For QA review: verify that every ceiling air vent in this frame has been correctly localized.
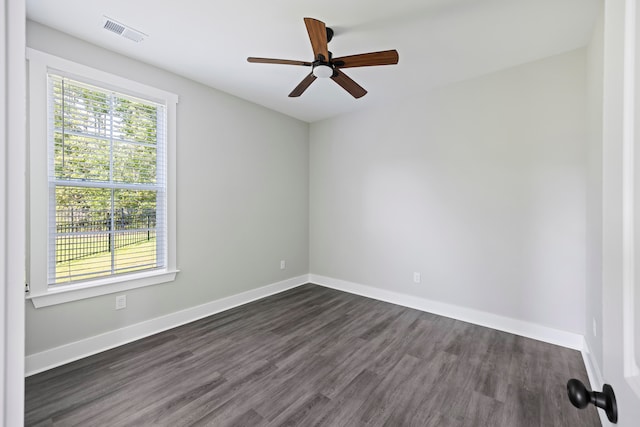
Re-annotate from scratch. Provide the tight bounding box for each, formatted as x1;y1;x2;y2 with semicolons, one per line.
102;16;147;43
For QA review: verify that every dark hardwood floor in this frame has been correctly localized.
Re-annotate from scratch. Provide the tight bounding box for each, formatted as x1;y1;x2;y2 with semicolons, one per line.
25;284;600;426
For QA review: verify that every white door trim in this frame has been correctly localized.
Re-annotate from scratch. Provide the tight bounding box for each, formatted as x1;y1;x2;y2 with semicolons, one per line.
625;0;640;397
1;0;26;425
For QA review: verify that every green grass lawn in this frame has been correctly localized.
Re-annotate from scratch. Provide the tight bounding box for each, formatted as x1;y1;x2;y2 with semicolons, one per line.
55;238;157;283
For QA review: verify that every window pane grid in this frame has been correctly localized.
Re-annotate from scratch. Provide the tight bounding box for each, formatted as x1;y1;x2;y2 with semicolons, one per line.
48;74;167;286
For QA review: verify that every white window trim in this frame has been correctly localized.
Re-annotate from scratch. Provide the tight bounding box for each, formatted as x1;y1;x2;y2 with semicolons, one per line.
26;48;179;308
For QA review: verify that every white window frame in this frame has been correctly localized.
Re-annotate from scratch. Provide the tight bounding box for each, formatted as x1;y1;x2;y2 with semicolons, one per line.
26;49;179;308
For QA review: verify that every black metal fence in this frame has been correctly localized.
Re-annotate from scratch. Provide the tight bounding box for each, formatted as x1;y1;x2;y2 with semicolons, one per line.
55;208;156;263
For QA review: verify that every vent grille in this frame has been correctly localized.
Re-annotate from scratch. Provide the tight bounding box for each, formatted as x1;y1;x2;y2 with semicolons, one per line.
102;17;146;42
103;19;125;35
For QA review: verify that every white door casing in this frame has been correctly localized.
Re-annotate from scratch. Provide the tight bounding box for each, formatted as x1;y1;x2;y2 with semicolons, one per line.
600;0;640;425
1;0;26;426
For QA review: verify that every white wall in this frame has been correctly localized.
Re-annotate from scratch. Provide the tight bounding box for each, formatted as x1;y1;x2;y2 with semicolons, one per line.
25;21;310;356
310;49;588;334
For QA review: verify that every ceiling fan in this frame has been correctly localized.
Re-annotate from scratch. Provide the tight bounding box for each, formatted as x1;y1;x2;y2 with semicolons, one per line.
247;17;399;99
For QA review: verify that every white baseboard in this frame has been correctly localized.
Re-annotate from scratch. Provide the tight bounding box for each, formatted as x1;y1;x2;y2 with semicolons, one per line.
310;274;584;351
25;275;309;376
27;273;587;377
582;337;604;391
581;338;610;426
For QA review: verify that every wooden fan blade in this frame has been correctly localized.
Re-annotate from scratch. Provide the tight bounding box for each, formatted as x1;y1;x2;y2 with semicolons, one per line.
247;57;312;66
304;17;329;62
333;50;399;68
289;73;317;97
331;69;367;98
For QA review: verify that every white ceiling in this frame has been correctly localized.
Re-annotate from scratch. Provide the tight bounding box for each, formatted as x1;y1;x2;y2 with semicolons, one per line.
26;0;599;123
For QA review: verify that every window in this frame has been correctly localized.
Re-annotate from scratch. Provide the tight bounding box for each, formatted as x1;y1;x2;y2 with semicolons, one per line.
49;75;166;284
27;49;178;307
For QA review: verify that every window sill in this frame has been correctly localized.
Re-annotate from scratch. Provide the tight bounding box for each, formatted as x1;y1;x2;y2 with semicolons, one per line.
27;269;179;308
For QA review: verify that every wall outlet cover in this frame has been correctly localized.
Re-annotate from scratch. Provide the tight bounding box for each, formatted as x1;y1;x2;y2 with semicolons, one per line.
115;295;127;310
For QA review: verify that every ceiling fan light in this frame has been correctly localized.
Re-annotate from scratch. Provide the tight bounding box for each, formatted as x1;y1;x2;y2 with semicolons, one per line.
313;64;333;78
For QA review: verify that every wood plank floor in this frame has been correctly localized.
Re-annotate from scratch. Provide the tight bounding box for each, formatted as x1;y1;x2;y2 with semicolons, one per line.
25;284;600;426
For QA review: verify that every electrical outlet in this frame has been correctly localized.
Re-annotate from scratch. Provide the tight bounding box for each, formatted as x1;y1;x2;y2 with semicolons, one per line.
115;295;127;310
593;318;597;337
413;272;421;283
280;260;286;270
